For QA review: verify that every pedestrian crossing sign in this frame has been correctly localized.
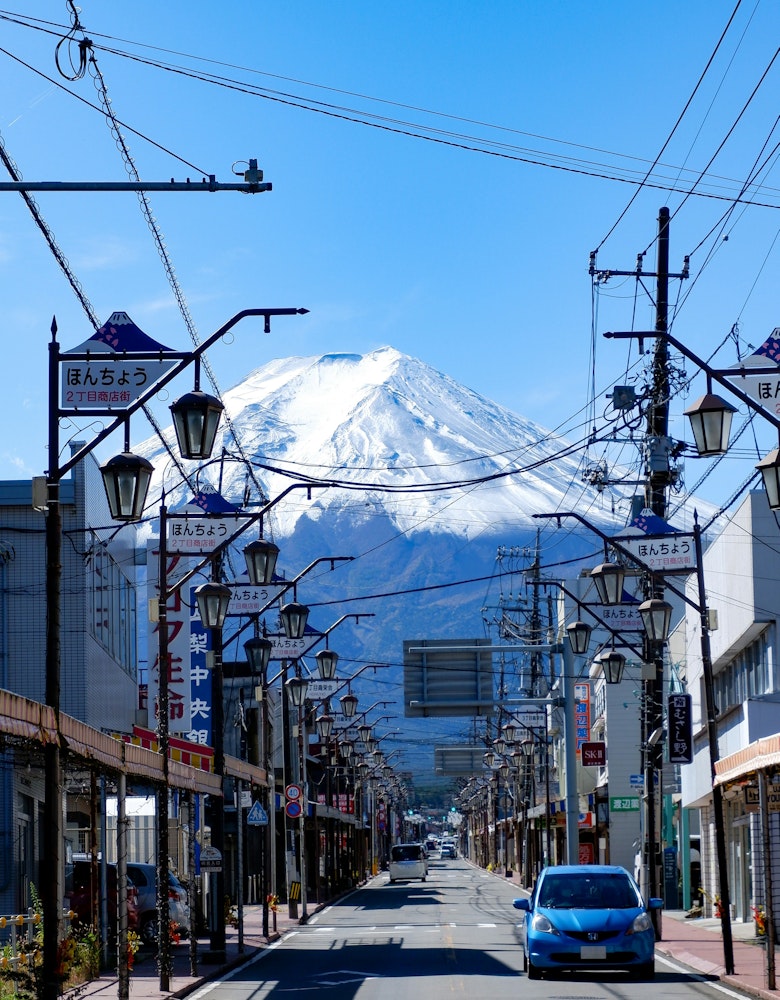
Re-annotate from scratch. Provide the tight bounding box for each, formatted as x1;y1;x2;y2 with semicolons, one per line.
247;800;269;825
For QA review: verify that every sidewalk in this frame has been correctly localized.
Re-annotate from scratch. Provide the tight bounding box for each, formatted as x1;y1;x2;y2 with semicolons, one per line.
657;909;779;1000
71;900;309;999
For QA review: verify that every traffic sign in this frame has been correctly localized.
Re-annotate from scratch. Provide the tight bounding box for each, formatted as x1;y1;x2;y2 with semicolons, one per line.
285;800;302;819
247;801;269;826
286;784;302;801
200;844;222;872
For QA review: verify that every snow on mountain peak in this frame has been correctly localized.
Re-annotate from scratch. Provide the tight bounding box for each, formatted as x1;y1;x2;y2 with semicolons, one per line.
141;347;623;540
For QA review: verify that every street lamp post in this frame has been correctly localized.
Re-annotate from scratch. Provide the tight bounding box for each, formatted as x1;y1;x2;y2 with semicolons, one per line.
537;506;734;970
42;307;306;999
195;580;232;963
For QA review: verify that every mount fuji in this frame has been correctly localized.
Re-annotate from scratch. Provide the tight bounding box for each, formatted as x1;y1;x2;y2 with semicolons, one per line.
136;347;632;786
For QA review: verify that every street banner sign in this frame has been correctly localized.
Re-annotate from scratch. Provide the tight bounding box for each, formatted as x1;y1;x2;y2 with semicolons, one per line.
305;679;342;701
727;328;780;413
266;631;323;660
61;312;176;410
612;509;696;573
225;582;288;616
512;708;547;731
596;605;644;631
668;693;693;764
247;801;269;826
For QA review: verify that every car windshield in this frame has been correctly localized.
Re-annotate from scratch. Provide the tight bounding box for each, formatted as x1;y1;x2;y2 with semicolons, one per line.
538;874;639;910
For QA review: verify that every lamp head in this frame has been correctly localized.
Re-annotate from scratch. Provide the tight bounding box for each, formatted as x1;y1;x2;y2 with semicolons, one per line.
243;538;280;586
100;451;154;522
195;581;232;629
170;389;224;460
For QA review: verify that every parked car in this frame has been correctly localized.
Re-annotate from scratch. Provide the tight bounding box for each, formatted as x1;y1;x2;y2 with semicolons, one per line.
126;863;190;945
513;864;662;980
388;843;428;883
65;859;139;935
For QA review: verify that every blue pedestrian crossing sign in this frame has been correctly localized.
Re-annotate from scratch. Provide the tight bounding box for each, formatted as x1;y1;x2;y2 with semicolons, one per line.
247;801;269;826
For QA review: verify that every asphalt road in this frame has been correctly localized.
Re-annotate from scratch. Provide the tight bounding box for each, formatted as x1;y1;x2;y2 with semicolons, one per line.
188;855;747;1000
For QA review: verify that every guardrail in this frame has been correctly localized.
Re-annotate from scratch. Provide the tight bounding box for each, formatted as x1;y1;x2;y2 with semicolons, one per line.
0;909;73;969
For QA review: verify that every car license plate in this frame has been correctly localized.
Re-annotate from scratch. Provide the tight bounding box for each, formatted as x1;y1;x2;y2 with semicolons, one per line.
580;945;607;960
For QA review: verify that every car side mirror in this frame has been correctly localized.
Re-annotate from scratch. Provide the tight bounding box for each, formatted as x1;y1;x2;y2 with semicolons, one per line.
648;898;664;910
513;898;531;911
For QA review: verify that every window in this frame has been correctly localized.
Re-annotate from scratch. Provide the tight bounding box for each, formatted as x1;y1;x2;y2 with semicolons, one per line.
89;538;137;677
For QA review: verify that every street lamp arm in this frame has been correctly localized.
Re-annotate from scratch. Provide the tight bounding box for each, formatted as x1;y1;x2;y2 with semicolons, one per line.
166;483;318;601
55;307;309;480
532;510;700;615
604;329;780;435
528;577;645;659
321;663;390;702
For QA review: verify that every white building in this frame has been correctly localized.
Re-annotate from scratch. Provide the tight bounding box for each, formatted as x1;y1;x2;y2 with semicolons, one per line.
678;489;780;923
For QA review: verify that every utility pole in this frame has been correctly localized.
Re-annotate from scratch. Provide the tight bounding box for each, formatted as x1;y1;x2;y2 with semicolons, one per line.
643;206;671;935
591;208;688;931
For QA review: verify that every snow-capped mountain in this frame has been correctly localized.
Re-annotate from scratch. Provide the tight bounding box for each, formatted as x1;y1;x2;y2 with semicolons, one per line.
135;347;632;787
141;347;624;537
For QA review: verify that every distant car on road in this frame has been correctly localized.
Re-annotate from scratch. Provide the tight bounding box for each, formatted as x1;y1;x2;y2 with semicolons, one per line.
440;843;456;858
513;864;661;980
389;843;428;883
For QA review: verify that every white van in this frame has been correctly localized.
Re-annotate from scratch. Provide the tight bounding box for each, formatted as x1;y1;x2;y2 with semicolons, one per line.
389;843;428;882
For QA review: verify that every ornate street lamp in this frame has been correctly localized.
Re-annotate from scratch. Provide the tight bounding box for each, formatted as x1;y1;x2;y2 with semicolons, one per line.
243;538;280;586
285;675;309;707
170;388;224;460
340;692;358;718
756;449;780;510
502;721;517;743
195;582;232;630
194;578;231;964
316;649;339;680
567;619;592;655
684;388;737;457
595;649;627;685
100;451;154;522
639;598;673;643
316;713;334;741
280;601;310;639
591;562;625;605
483;751;495;768
357;724;372;744
244;635;273;676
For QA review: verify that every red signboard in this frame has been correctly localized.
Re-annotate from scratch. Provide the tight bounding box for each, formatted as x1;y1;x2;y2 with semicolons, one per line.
581;741;606;767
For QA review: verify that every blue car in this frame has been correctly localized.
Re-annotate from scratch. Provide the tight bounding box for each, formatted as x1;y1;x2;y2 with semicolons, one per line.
513;864;662;980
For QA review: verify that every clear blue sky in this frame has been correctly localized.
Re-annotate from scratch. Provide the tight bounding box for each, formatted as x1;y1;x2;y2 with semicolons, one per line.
1;2;778;511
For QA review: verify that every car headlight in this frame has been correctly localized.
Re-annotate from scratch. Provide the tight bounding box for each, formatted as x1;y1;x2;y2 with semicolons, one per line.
531;913;560;935
626;912;653;934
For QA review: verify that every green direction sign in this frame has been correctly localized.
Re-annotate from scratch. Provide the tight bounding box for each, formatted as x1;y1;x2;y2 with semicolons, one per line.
610;796;640;812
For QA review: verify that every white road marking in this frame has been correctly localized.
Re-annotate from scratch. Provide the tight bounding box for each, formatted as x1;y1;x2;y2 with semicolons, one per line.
656;953;754;999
